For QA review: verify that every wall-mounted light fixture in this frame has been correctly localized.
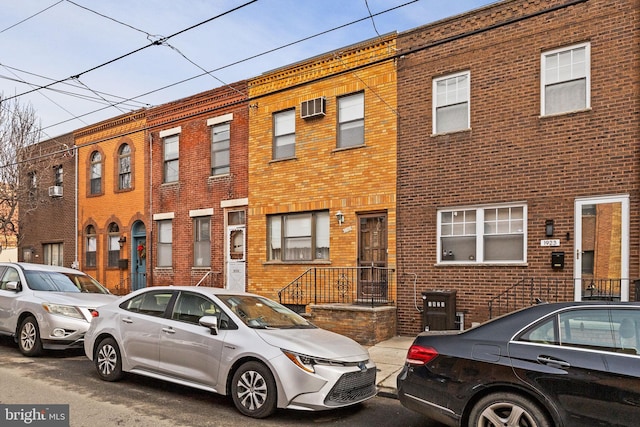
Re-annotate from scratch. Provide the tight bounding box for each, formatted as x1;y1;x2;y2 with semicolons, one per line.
118;235;127;248
335;210;344;225
545;220;554;237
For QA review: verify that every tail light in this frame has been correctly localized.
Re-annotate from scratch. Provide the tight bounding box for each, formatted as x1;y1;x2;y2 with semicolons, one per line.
89;309;99;318
406;344;438;366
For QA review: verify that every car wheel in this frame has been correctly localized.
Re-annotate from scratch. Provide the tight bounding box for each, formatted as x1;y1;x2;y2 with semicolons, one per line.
469;392;551;427
231;361;277;418
95;337;124;381
18;316;43;357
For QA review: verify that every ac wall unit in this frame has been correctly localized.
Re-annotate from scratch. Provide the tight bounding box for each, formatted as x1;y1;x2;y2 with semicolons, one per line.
48;185;63;197
300;97;326;119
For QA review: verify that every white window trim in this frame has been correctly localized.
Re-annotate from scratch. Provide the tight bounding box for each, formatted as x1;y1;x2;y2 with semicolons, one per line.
153;212;175;220
159;126;181;138
540;42;591;117
432;70;470;135
437;203;527;265
207;113;233;126
190;208;214;217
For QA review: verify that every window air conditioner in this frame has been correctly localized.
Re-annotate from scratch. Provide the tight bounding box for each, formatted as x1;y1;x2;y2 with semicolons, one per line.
48;185;63;197
300;97;326;119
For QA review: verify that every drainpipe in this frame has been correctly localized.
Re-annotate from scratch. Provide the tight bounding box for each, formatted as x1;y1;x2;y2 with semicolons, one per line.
73;144;79;269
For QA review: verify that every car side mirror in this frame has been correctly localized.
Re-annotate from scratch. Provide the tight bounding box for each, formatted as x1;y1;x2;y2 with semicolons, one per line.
199;315;219;335
6;281;20;292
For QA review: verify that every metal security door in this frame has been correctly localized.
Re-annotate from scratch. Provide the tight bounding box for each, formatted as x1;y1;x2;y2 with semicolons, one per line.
226;210;246;292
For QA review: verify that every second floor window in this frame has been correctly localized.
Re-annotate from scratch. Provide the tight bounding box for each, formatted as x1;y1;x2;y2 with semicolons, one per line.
193;216;211;267
211;123;230;175
90;151;102;194
338;92;364;148
268;211;329;262
54;165;63;186
433;71;470;134
118;144;131;190
85;225;97;267
157;220;172;267
542;43;590;116
163;134;179;183
273;109;295;160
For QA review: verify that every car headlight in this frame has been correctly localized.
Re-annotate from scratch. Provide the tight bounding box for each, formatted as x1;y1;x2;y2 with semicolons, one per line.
282;350;319;373
42;303;85;320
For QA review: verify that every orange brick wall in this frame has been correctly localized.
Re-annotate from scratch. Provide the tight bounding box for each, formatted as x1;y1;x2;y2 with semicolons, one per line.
247;35;398;300
75;112;147;291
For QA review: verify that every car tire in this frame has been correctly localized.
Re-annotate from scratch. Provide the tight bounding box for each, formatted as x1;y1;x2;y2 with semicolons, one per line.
95;337;124;382
18;316;43;357
469;392;552;427
231;361;277;418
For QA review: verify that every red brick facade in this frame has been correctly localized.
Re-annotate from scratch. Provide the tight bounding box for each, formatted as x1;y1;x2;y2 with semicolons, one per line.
396;0;640;335
146;82;248;288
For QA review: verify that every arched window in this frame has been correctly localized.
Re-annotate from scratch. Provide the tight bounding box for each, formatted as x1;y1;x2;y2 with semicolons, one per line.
108;223;120;267
118;144;131;190
90;151;102;195
85;225;97;267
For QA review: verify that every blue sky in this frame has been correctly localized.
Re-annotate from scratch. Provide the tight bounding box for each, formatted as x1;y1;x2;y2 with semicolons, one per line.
0;0;496;138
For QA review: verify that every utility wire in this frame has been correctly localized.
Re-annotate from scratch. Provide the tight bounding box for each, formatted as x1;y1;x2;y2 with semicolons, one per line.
364;0;382;38
2;0;259;102
0;0;64;35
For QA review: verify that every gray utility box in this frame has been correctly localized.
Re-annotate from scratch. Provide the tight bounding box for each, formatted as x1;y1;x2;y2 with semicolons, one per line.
422;290;457;331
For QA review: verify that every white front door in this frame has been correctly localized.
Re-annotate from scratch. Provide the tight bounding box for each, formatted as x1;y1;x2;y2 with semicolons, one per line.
226;224;246;292
574;195;629;301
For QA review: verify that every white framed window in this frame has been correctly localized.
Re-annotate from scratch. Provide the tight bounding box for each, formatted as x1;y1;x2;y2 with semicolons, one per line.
438;204;526;263
541;42;590;116
157;219;173;267
268;211;329;261
193;216;211;267
163;134;179;183
85;225;97;267
273;109;295;160
433;71;470;134
90;151;102;194
338;92;364;148
211;123;230;175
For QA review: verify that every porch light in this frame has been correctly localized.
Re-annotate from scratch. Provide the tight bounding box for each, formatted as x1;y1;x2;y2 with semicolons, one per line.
336;211;345;225
118;235;127;248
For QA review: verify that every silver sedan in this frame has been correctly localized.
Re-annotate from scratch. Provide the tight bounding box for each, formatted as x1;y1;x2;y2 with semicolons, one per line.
84;286;377;418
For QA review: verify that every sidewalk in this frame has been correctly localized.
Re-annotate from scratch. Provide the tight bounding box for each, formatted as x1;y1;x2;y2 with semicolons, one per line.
367;335;414;398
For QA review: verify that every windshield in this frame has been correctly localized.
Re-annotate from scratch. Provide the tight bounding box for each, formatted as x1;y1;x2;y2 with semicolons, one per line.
217;294;316;329
25;271;110;294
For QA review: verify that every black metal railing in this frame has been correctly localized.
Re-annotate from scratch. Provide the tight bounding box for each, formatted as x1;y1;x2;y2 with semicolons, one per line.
488;277;638;318
278;266;395;312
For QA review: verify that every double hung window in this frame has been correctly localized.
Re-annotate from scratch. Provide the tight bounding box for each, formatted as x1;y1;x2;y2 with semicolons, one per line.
433;71;469;134
157;220;173;267
542;43;590;116
338;92;364;148
273;109;295;160
163;135;179;183
211;123;230;175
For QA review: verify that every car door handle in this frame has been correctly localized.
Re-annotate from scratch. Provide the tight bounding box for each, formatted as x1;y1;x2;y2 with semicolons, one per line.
162;327;175;334
537;355;571;368
122;318;133;324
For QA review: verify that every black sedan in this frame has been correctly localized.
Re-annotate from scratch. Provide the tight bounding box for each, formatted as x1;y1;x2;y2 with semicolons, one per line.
397;301;640;427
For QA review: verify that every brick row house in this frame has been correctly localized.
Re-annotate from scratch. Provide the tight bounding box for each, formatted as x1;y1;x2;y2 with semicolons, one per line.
396;0;640;334
17;0;639;343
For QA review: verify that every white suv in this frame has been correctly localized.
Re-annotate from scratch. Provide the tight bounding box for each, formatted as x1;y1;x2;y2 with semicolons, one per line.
0;262;117;356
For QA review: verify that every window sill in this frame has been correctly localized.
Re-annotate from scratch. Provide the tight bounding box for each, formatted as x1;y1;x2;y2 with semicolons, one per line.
539;107;592;119
430;128;471;138
436;262;528;267
263;260;332;266
332;144;366;153
269;156;297;164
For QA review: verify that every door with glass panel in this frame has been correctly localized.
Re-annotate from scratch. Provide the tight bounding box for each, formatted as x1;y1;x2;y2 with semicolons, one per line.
574;196;629;301
357;213;388;301
226;211;246;292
